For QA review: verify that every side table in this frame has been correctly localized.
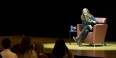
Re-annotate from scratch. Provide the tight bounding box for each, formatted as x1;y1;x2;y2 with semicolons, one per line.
69;31;77;45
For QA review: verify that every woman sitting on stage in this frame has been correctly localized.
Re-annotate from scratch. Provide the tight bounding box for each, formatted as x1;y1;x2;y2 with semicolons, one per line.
73;8;98;47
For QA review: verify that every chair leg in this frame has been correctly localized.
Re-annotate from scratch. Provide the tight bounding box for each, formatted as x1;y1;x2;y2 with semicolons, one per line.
102;43;106;46
89;43;93;46
94;44;95;47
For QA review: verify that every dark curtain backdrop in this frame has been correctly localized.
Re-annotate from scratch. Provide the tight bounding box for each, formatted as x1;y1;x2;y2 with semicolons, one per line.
0;1;116;41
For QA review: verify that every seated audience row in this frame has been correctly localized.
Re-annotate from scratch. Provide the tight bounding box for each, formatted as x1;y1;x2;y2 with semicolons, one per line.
0;36;74;58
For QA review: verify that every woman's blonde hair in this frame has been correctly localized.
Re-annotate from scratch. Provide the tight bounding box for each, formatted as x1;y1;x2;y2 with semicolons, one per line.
34;42;44;56
81;8;92;21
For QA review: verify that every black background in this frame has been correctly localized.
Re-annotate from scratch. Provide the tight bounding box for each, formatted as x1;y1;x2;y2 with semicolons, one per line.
0;1;116;41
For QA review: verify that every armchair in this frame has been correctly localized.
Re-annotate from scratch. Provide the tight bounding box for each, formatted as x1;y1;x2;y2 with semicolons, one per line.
77;18;108;47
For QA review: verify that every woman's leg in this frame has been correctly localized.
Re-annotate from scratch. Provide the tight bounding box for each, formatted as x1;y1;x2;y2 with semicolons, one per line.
78;30;89;47
73;26;89;42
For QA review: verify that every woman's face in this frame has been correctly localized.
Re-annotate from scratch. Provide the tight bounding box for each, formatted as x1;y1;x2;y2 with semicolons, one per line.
83;9;87;15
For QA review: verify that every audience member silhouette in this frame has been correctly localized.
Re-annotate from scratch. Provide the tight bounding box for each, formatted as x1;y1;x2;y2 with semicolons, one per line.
52;38;74;58
16;36;37;58
34;42;48;58
11;44;20;53
1;38;17;58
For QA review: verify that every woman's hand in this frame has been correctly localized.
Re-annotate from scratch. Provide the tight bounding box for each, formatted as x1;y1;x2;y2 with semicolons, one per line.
92;21;96;23
88;19;96;23
88;25;93;30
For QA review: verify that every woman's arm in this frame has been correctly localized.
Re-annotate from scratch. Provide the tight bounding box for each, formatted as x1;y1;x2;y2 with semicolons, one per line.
82;20;86;26
90;16;98;24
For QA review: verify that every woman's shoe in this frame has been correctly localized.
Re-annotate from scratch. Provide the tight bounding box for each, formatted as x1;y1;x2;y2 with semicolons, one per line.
79;44;82;47
73;36;82;42
78;42;82;47
78;40;83;47
73;36;77;42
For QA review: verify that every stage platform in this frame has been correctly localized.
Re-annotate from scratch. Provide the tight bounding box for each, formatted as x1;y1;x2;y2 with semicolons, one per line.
44;42;116;58
44;42;116;50
0;36;115;58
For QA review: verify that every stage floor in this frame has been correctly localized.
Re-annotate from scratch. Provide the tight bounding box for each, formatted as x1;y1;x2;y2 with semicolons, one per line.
44;42;116;58
44;42;116;50
0;36;115;58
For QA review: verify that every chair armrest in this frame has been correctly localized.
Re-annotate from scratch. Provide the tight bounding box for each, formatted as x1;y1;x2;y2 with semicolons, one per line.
93;24;108;42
